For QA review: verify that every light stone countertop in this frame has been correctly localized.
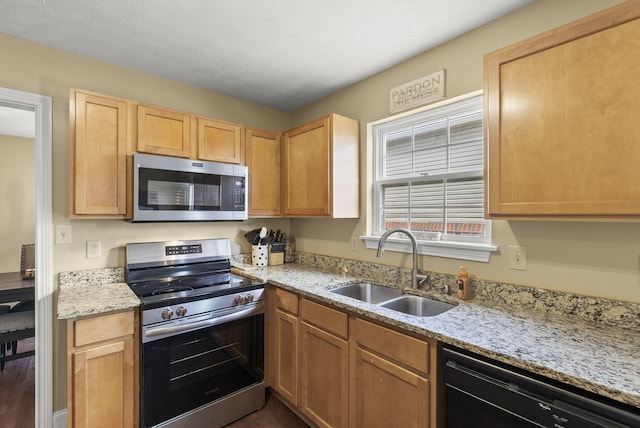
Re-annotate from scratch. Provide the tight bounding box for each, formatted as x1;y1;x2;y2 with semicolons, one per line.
57;262;640;410
57;267;139;319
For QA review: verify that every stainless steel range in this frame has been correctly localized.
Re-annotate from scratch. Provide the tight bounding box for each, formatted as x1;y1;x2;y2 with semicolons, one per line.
126;238;265;428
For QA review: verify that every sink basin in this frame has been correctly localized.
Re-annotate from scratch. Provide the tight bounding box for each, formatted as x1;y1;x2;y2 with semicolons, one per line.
379;295;455;317
330;282;403;304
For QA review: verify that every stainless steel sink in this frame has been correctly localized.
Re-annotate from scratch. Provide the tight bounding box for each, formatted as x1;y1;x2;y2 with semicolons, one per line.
379;295;455;317
330;282;403;304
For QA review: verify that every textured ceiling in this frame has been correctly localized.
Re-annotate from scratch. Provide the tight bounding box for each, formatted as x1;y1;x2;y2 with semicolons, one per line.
0;0;531;114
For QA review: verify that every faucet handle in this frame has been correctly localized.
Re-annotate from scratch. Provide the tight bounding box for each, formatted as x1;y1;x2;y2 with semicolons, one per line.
417;273;429;286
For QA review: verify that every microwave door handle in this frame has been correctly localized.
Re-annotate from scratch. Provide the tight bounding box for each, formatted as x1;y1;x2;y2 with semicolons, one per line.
188;183;195;210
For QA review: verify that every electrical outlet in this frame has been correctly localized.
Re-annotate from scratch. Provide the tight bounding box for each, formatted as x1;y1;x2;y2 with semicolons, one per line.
55;225;72;245
86;240;101;259
508;245;527;271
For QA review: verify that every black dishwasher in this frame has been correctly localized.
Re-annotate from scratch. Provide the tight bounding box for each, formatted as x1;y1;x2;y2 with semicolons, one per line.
443;346;640;428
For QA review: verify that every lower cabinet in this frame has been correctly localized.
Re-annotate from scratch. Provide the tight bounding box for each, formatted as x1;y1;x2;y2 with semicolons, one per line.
300;299;349;428
67;309;137;428
267;286;440;428
269;286;300;406
351;318;434;428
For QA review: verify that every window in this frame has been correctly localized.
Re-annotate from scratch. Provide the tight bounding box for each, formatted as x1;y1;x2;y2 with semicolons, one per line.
364;92;496;262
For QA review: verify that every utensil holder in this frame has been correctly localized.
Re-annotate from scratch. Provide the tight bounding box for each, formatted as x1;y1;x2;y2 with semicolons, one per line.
251;245;269;266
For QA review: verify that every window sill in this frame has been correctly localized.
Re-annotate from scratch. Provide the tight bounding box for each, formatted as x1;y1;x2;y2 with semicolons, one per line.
361;235;498;262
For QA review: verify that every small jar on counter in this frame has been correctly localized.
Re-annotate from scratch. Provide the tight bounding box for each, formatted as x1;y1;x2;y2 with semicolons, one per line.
457;266;471;300
284;236;296;263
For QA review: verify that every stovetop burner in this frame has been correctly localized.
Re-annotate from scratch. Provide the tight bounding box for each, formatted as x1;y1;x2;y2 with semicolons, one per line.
125;238;265;310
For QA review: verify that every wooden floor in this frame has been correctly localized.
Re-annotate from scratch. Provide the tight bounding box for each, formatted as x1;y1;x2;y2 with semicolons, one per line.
0;337;35;428
224;390;310;428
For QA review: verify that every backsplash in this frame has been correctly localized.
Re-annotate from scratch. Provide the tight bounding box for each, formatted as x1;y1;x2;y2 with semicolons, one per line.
61;253;640;330
294;252;640;331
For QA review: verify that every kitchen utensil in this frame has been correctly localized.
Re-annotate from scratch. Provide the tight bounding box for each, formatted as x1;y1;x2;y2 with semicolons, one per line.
244;228;262;245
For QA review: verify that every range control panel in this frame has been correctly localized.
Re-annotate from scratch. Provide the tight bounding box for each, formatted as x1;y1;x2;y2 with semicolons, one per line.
165;244;203;256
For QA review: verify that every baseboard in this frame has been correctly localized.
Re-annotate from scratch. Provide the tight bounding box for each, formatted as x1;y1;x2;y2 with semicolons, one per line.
53;409;67;428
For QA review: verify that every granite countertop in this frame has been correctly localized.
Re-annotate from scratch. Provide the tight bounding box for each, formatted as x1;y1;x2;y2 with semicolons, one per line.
57;267;139;319
57;262;640;410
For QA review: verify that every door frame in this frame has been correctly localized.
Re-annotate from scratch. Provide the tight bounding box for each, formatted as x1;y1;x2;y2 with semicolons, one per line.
0;87;53;427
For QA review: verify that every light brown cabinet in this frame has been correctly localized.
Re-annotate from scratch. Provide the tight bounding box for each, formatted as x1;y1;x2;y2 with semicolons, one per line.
67;310;137;428
268;286;299;406
484;2;640;219
69;89;132;218
351;318;437;428
267;286;440;428
137;105;245;163
137;104;191;158
282;114;360;218
197;117;243;164
245;127;281;217
300;299;349;428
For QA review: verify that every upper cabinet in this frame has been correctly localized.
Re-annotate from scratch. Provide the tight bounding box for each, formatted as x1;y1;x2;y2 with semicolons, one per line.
484;2;640;219
69;89;132;219
282;114;360;218
197;117;243;164
246;127;281;217
137;104;191;158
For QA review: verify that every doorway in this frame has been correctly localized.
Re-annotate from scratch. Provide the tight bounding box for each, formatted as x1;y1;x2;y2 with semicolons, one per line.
0;87;53;427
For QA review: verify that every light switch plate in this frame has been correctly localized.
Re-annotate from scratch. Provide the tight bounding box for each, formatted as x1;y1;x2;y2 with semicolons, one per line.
55;225;72;245
508;245;527;270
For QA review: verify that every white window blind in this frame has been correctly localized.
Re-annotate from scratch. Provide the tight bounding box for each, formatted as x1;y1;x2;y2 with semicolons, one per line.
368;93;495;261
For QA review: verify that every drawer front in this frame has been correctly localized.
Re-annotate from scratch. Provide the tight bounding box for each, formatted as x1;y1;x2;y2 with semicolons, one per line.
354;318;429;374
275;287;299;315
301;298;348;339
73;310;134;347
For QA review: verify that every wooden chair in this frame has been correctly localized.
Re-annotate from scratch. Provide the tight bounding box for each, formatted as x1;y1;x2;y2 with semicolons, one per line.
0;310;35;370
0;243;37;370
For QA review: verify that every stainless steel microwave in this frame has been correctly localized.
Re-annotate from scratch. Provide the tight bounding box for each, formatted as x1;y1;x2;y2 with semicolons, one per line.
132;153;248;222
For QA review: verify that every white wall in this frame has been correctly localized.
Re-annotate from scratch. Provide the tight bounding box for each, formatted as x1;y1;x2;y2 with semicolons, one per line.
0;134;35;272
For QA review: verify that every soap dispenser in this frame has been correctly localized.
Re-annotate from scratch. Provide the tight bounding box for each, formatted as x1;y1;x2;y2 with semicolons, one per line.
457;266;471;300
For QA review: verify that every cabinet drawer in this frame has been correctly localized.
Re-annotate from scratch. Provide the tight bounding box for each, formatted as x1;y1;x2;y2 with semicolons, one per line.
275;288;299;315
73;310;134;347
353;318;429;374
301;298;348;339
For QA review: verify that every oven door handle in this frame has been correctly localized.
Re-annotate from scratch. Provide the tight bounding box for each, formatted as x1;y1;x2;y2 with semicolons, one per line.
144;303;264;340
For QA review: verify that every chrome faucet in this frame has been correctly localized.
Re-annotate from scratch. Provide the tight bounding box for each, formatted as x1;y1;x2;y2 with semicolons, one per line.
376;227;428;289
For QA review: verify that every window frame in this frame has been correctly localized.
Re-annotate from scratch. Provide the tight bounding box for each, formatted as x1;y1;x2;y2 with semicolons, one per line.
362;90;497;262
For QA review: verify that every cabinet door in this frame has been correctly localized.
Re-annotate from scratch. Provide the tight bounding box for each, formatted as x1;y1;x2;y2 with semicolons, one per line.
300;321;349;428
282;116;331;217
197;117;242;164
246;128;281;217
72;339;134;428
484;4;640;218
272;309;298;406
137;104;191;158
353;347;428;428
71;91;129;217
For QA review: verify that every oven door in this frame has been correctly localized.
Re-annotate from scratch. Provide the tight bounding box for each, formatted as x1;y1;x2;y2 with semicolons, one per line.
140;311;264;427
